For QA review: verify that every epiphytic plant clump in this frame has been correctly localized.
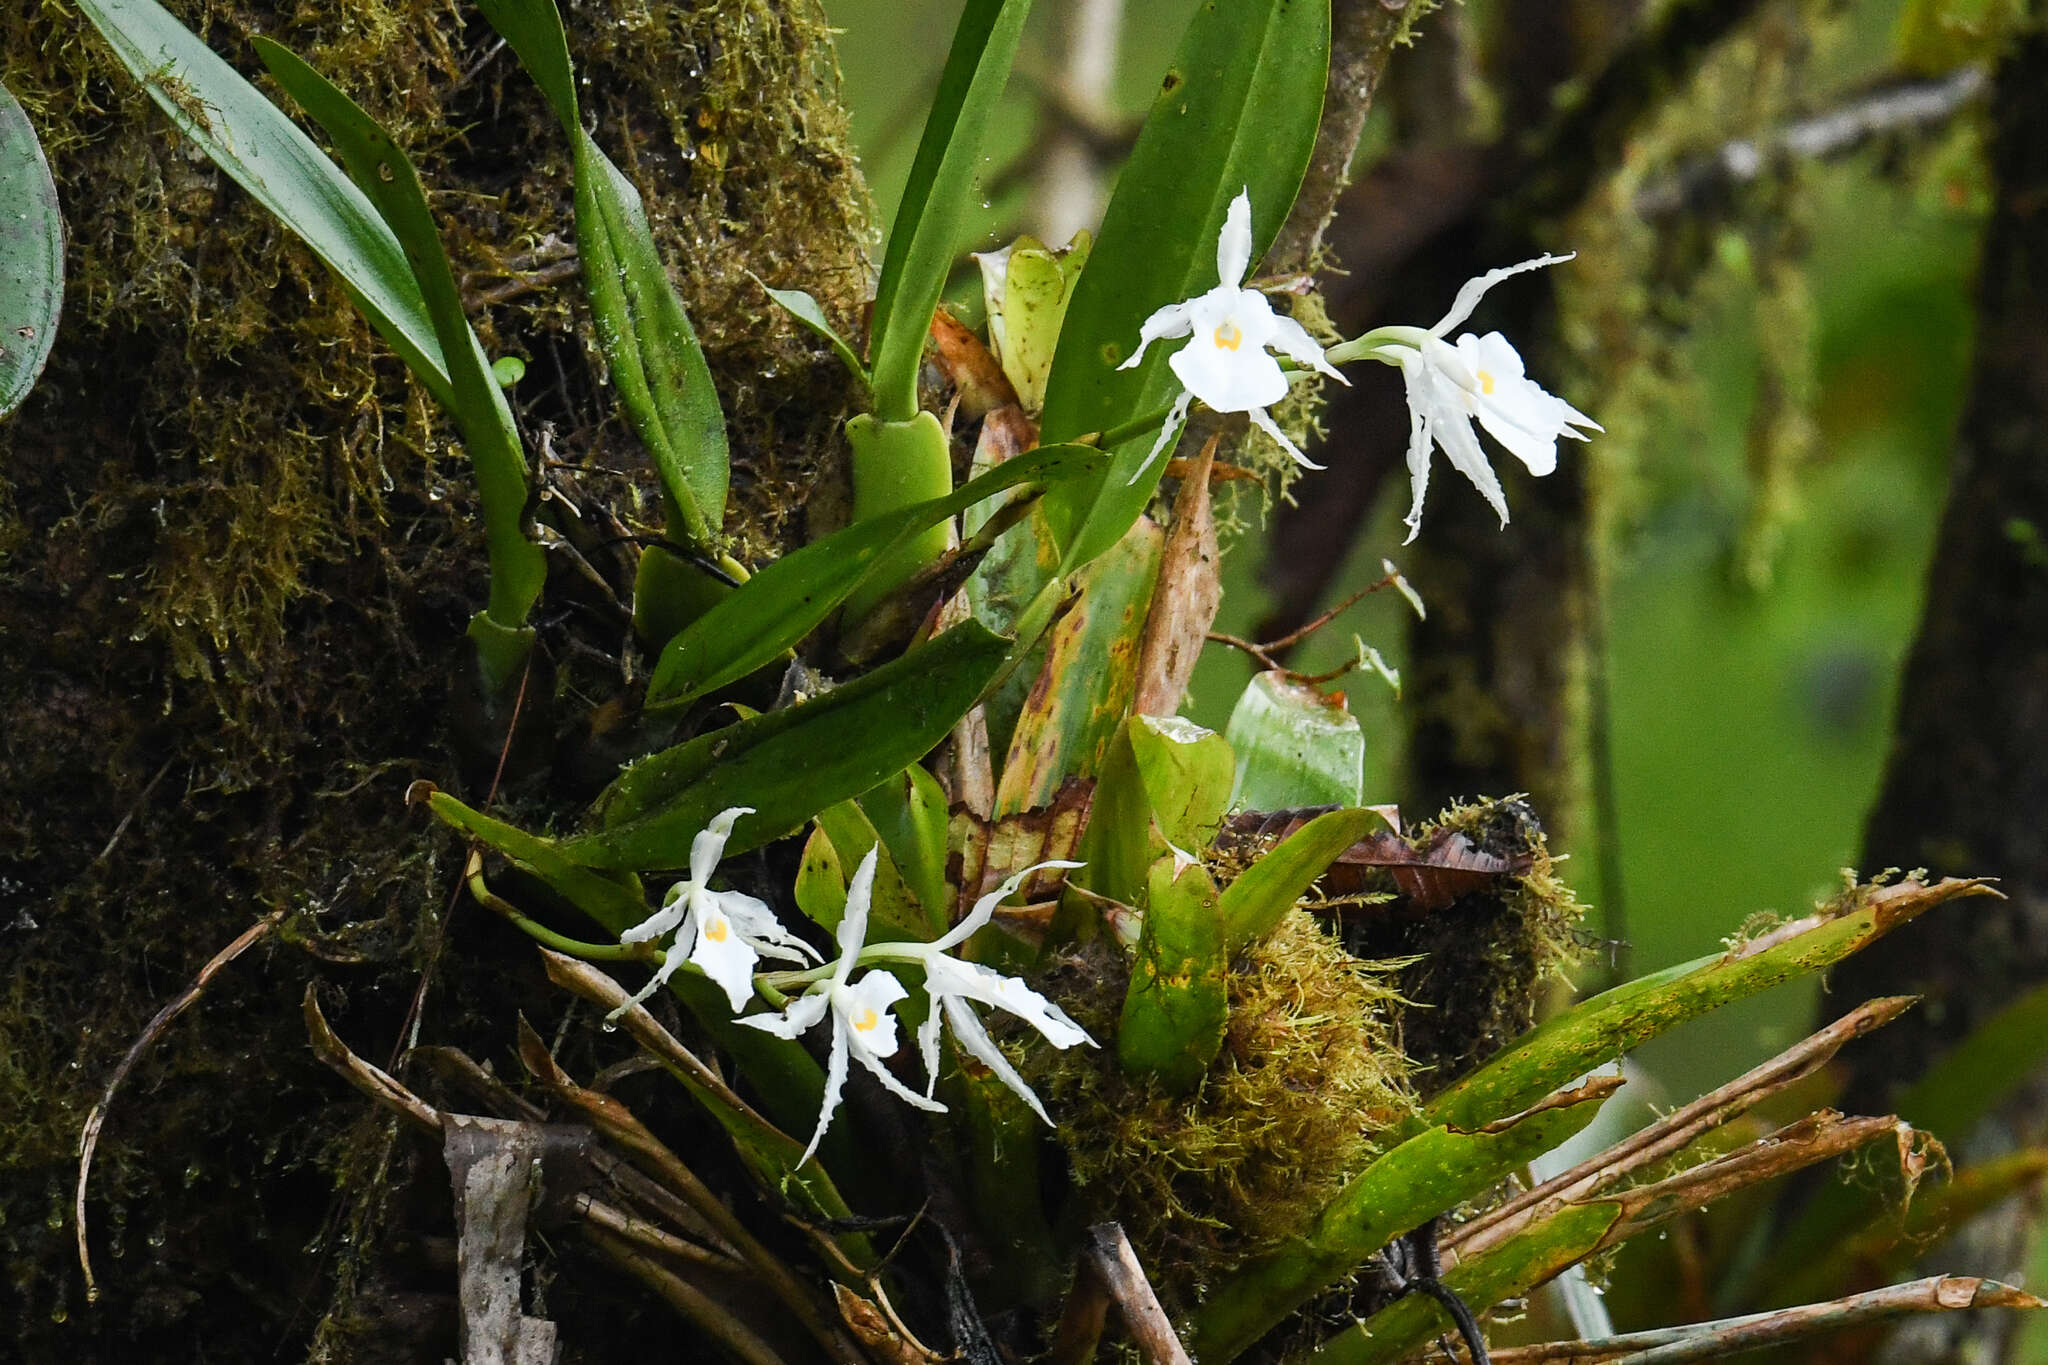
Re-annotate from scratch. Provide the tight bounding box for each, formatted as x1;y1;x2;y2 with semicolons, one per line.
23;0;2041;1360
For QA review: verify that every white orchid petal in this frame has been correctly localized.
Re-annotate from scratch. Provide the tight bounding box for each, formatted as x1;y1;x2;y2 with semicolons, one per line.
1264;312;1347;383
1246;405;1321;470
918;1002;945;1099
1426;368;1511;528
839;969;911;1059
1394;358;1436;545
735;990;829;1039
799;1019;851;1167
933;859;1087;952
690;906;763;1013
835;846;881;973
1128;387;1195;485
1170;334;1289;413
853;1042;950;1114
1119;301;1194;370
1430;253;1575;337
618;891;689;946
691;806;753;887
926;957;1094;1050
1217;188;1254;287
943;998;1054;1125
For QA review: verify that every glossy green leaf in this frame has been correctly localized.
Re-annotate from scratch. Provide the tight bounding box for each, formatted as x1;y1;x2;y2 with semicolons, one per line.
1116;854;1227;1093
474;0;729;545
841;411;959;627
1224;671;1364;810
760;282;867;384
646;443;1103;708
1037;0;1329;565
0;79;62;419
1424;877;1995;1134
867;0;1035;422
859;764;953;936
74;0;450;404
568;622;1014;870
1191;1085;1616;1362
1127;715;1236;850
256;40;544;686
994;517;1164;815
1217;806;1385;953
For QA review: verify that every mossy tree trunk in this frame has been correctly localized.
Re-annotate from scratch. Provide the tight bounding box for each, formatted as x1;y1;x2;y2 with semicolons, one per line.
0;2;871;1358
1826;27;2048;1365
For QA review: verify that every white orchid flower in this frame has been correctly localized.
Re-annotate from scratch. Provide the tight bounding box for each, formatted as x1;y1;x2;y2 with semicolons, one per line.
736;846;944;1166
1328;255;1602;545
611;807;819;1017
862;860;1093;1126
1120;188;1346;480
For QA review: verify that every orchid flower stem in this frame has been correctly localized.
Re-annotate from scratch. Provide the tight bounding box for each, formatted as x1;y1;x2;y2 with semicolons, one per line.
1323;325;1426;368
466;862;657;962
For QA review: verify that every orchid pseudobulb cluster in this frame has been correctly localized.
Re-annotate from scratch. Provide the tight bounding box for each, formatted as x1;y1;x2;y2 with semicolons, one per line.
612;808;1093;1164
1135;188;1600;541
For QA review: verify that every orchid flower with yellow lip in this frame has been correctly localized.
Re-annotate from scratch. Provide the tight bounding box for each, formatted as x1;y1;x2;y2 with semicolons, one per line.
736;845;944;1166
1325;254;1602;544
1121;188;1346;480
611;806;819;1017
858;860;1093;1125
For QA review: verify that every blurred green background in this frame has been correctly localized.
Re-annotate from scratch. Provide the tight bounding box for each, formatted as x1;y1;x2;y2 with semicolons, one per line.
822;0;1981;1104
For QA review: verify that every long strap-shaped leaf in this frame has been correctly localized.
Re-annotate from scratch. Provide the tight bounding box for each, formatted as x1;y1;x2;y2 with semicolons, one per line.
474;0;729;545
866;0;1034;423
256;40;547;687
567;621;1015;870
1037;0;1329;569
74;0;450;407
647;443;1103;708
0;79;62;420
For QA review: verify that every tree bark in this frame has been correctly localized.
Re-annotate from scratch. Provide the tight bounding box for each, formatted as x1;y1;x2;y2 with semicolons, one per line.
1825;27;2048;1365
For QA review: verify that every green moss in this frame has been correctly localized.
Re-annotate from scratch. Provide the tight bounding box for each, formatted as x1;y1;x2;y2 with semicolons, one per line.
1033;911;1418;1312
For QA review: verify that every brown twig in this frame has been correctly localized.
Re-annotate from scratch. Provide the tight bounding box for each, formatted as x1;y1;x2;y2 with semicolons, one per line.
1205;568;1410;684
76;910;284;1302
465;257;582;310
1473;1276;2044;1364
584;1226;795;1365
92;757;175;864
1084;1223;1193;1365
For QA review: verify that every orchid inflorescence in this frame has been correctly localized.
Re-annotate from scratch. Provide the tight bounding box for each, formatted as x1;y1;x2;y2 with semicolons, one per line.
610;809;1094;1166
1127;189;1600;541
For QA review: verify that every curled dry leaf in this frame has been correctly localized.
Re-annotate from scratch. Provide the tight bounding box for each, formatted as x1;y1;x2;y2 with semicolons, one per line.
1220;807;1531;911
948;778;1096;916
1133;435;1223;719
930;307;1019;418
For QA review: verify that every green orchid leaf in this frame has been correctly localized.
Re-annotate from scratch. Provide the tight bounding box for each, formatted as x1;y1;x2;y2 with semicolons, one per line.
74;0;449;405
1217;806;1386;953
646;443;1103;709
867;0;1035;422
859;764;953;936
977;230;1090;413
994;517;1164;816
255;39;544;688
810;799;927;943
760;282;867;385
1125;714;1235;851
474;0;729;547
0;79;62;420
841;411;960;627
569;621;1014;870
1190;1083;1617;1363
1424;877;1997;1134
1037;0;1330;566
1224;670;1364;810
1116;854;1227;1093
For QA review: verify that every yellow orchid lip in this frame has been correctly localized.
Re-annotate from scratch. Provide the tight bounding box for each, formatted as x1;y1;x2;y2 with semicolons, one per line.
1213;321;1244;351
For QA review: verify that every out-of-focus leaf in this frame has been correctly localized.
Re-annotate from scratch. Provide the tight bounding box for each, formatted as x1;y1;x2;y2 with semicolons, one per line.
1037;0;1329;566
647;442;1102;708
1189;1077;1621;1363
867;0;1034;422
1422;878;1995;1135
994;517;1164;815
1224;671;1364;810
475;0;727;545
810;799;926;942
568;622;1014;869
1132;437;1221;718
74;0;449;404
1215;807;1388;952
975;230;1090;413
860;764;952;935
1116;854;1226;1092
0;79;62;419
255;40;544;688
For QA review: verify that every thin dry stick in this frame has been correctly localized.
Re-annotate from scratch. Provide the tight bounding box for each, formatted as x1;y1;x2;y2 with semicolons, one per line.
1477;1275;2043;1364
1206;570;1407;676
1447;996;1918;1254
75;909;284;1302
1088;1223;1194;1365
583;1226;794;1365
573;1193;743;1273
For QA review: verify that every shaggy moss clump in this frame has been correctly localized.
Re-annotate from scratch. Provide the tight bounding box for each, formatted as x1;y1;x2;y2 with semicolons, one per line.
1033;910;1419;1312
